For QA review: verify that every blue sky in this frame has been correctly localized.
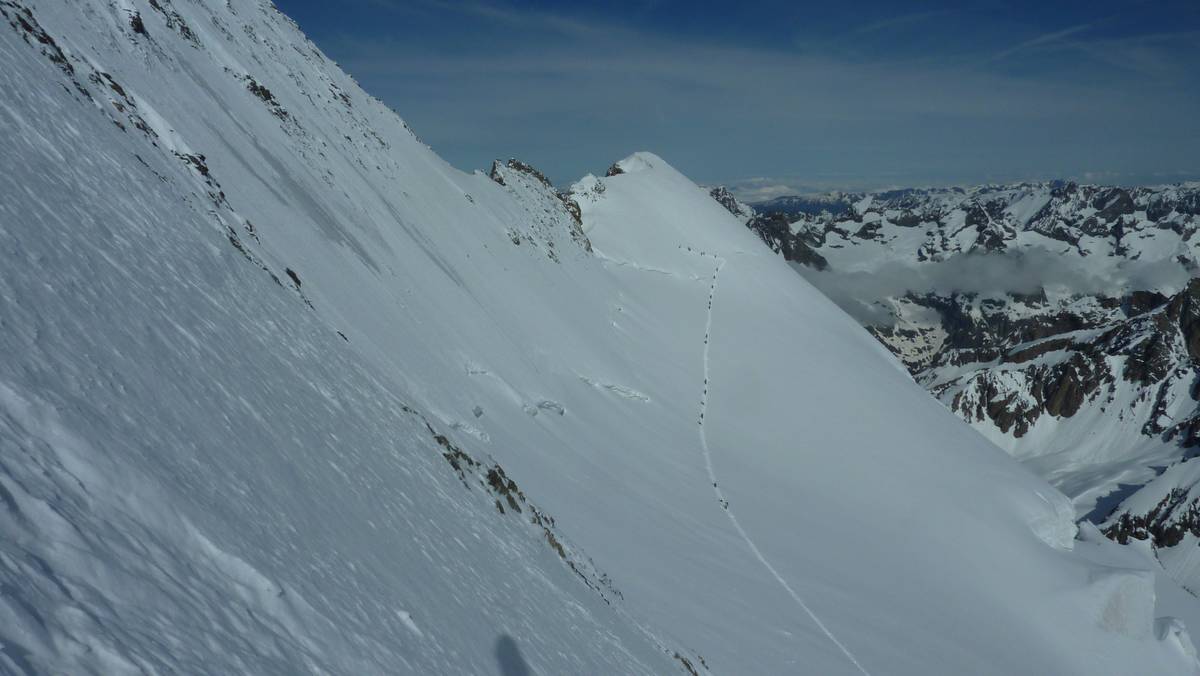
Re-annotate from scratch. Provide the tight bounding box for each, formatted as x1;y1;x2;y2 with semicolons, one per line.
275;0;1200;198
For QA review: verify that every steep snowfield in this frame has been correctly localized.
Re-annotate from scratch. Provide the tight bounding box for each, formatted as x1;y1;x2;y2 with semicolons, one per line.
1;1;1198;674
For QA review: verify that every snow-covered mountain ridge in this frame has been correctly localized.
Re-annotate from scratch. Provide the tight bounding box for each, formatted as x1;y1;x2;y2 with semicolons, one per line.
751;181;1200;258
2;0;1199;673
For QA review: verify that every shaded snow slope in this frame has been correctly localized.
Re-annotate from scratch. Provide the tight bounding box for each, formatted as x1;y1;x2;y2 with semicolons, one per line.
0;1;1197;674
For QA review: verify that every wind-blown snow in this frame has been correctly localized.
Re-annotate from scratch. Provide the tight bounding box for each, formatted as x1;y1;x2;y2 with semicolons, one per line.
0;1;1197;674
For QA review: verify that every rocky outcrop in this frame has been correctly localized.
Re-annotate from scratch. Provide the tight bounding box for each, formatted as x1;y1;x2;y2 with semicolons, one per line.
488;158;592;256
1166;278;1200;361
707;186;755;223
932;287;1199;442
1105;487;1200;548
490;158;552;188
745;212;828;270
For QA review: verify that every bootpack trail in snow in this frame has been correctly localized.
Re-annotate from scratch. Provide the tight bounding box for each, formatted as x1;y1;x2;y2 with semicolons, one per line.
688;248;873;676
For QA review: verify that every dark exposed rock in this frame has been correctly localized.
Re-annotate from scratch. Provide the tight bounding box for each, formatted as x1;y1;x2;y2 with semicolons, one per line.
559;195;583;226
1166;277;1200;361
707;186;752;221
177;152;210;177
1078;216;1110;237
604;163;624;177
234;74;291;121
1147;190;1200;220
1042;352;1103;418
890;211;924;228
964;204;989;228
489;158;552;188
673;652;700;676
489;159;591;254
1122;328;1173;385
708;186;738;212
247;78;275;103
1165;415;1200;448
1095;188;1135;222
1041;221;1081;245
129;11;146;35
417;414;624;603
1125;290;1169;317
148;0;199;46
854;221;882;240
1051;181;1079;199
486;466;524;513
1;1;83;88
870;281;1200;442
746;213;828;270
1104;486;1200;548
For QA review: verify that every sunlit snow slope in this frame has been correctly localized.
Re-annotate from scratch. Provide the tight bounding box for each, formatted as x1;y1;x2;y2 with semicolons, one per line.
1;1;1198;674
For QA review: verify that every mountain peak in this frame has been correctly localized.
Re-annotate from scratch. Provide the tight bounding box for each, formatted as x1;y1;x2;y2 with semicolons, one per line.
609;151;664;176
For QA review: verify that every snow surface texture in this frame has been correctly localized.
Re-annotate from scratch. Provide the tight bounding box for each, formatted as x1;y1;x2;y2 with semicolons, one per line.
0;1;1198;674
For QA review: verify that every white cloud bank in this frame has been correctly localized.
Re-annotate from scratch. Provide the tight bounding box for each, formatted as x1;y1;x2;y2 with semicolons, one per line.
793;249;1194;325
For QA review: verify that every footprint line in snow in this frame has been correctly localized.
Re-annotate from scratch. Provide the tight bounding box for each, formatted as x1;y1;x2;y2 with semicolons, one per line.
689;251;872;676
578;376;651;402
592;249;679;277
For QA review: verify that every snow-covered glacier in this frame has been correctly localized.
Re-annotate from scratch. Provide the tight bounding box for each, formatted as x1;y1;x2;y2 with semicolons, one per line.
0;0;1197;673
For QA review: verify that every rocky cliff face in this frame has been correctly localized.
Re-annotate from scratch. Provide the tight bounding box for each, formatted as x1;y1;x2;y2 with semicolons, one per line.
934;282;1200;455
706;185;755;223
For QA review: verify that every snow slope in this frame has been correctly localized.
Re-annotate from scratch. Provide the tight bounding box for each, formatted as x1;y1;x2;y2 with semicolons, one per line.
1;0;1198;673
572;156;1200;674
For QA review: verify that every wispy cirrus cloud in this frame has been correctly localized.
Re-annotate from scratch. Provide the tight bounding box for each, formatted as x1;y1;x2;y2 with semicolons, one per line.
848;10;956;37
405;0;607;38
983;23;1093;64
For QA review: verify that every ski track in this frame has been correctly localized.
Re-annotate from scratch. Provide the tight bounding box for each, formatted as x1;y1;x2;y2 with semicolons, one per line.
689;248;873;676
